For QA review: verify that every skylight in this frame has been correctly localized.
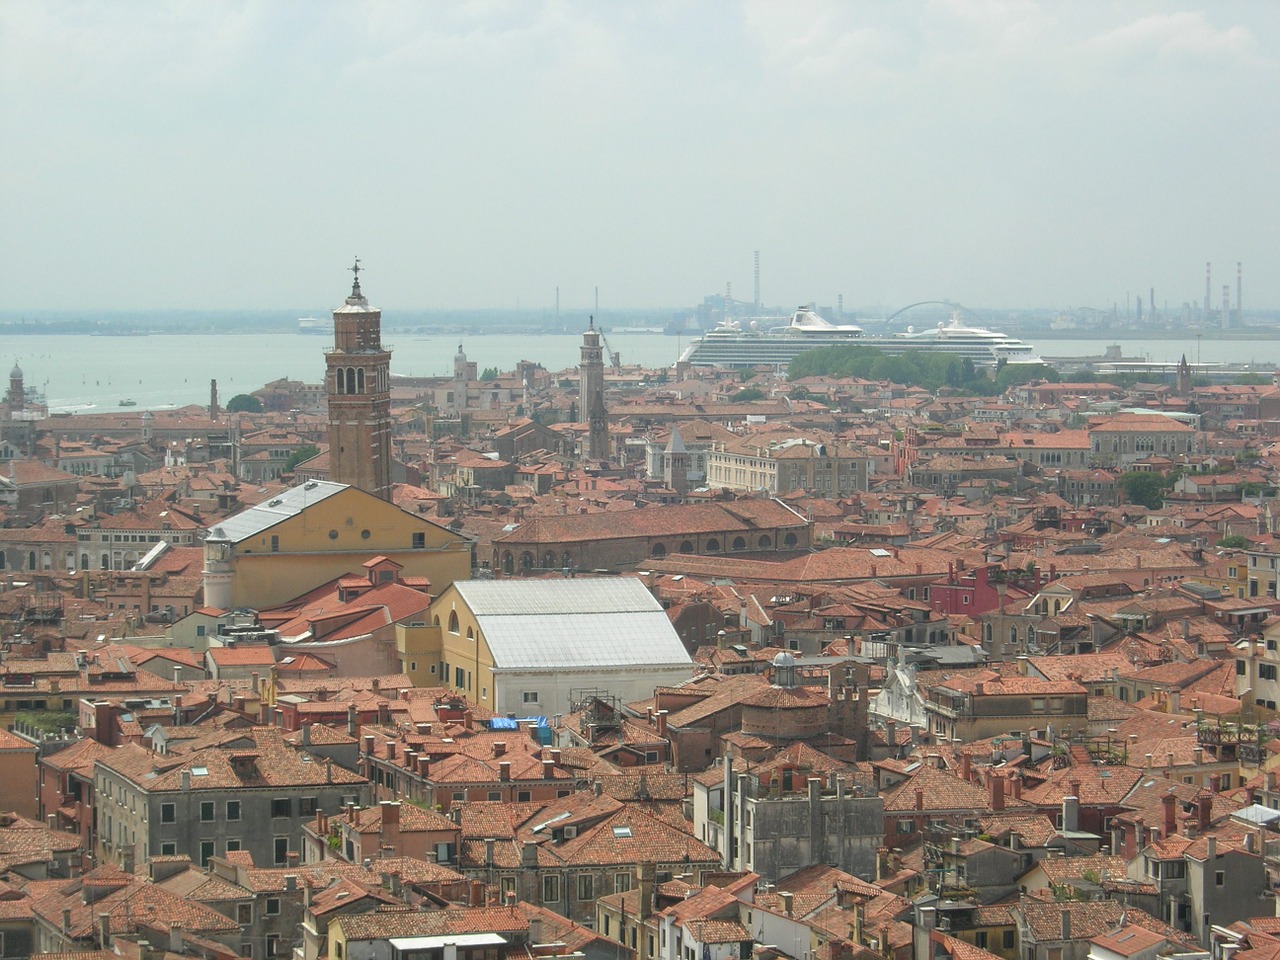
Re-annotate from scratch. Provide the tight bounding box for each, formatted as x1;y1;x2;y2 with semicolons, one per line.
612;826;633;838
190;766;209;777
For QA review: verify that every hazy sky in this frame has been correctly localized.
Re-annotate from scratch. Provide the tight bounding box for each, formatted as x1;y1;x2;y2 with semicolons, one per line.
3;1;1277;313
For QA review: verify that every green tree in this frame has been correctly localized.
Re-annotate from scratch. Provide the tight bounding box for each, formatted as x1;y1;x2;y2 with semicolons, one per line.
995;363;1059;392
732;387;766;402
480;367;499;381
1217;534;1250;549
285;444;320;471
1119;471;1168;509
226;394;262;413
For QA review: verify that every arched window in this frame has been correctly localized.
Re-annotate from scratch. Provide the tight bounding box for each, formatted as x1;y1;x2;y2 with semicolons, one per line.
705;538;720;552
731;536;746;551
357;368;365;392
27;551;36;570
448;611;460;634
335;369;344;395
466;627;474;641
543;552;556;568
680;540;693;553
0;552;5;570
562;551;572;569
783;532;798;547
345;368;356;394
1009;626;1018;645
758;535;772;548
521;552;534;570
502;553;514;575
100;553;109;570
433;615;440;626
651;543;666;558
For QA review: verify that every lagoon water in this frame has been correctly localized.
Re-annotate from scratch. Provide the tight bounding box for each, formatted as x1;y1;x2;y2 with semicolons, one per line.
6;331;1278;414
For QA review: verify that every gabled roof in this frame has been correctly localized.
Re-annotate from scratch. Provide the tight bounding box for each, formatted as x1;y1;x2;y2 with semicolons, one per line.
206;480;348;542
452;579;692;670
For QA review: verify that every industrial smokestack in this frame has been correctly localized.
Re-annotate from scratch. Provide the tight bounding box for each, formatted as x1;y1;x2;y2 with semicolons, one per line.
1222;284;1231;330
1205;262;1211;315
753;250;760;312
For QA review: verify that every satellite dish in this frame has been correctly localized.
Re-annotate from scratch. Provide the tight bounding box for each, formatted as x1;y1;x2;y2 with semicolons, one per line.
906;325;914;334
749;320;759;330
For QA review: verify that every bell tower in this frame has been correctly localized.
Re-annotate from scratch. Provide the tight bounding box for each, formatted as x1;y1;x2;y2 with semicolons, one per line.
326;258;393;500
581;317;607;460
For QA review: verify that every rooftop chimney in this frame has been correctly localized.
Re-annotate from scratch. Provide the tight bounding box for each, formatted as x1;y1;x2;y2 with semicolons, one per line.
1162;792;1177;838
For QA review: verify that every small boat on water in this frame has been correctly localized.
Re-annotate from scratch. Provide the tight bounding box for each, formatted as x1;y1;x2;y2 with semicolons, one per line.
119;399;137;407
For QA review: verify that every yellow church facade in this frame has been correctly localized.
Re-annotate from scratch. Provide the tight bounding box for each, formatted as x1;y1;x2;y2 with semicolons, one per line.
202;480;471;611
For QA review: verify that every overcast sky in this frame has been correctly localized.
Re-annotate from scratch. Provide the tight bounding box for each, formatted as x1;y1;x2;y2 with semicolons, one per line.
3;1;1276;314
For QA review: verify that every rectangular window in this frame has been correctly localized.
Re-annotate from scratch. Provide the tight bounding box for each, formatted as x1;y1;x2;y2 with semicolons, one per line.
200;840;215;868
270;535;279;552
226;839;241;851
274;837;289;865
300;797;318;817
227;800;241;821
161;841;177;856
1003;931;1015;950
542;875;560;903
266;897;281;915
237;903;253;924
161;803;176;824
201;801;215;822
266;934;281;957
271;798;291;819
412;532;426;549
1216;870;1225;886
522;691;539;704
578;874;594;901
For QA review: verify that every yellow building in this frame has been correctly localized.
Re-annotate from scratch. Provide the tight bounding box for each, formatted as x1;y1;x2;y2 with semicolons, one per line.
429;578;693;716
202;480;471;611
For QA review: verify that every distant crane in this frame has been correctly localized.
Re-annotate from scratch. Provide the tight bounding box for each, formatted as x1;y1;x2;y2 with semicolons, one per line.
598;329;622;371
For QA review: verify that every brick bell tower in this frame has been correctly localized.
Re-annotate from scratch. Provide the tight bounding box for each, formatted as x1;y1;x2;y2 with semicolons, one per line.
581;316;607;461
326;258;393;500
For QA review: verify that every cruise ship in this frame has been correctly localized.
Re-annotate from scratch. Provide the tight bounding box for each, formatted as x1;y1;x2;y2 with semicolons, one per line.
679;307;1043;369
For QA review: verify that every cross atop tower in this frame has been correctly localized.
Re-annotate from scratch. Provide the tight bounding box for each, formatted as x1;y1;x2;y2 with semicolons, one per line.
349;257;363;296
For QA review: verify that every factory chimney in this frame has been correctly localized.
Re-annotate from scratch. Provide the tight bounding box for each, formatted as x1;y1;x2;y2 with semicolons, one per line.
1237;262;1243;325
1222;284;1231;330
1205;262;1211;315
754;250;761;312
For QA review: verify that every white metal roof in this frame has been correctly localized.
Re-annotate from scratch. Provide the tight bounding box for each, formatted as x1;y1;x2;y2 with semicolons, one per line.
454;578;663;616
455;579;692;670
207;480;348;543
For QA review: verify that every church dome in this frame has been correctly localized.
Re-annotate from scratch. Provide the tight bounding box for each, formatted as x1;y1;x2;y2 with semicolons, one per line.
9;363;21;380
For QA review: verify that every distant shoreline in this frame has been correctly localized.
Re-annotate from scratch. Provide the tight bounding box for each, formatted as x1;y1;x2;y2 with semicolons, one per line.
3;320;1280;342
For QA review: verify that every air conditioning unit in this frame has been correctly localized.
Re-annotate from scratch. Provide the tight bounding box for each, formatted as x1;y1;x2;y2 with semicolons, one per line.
563;825;578;839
